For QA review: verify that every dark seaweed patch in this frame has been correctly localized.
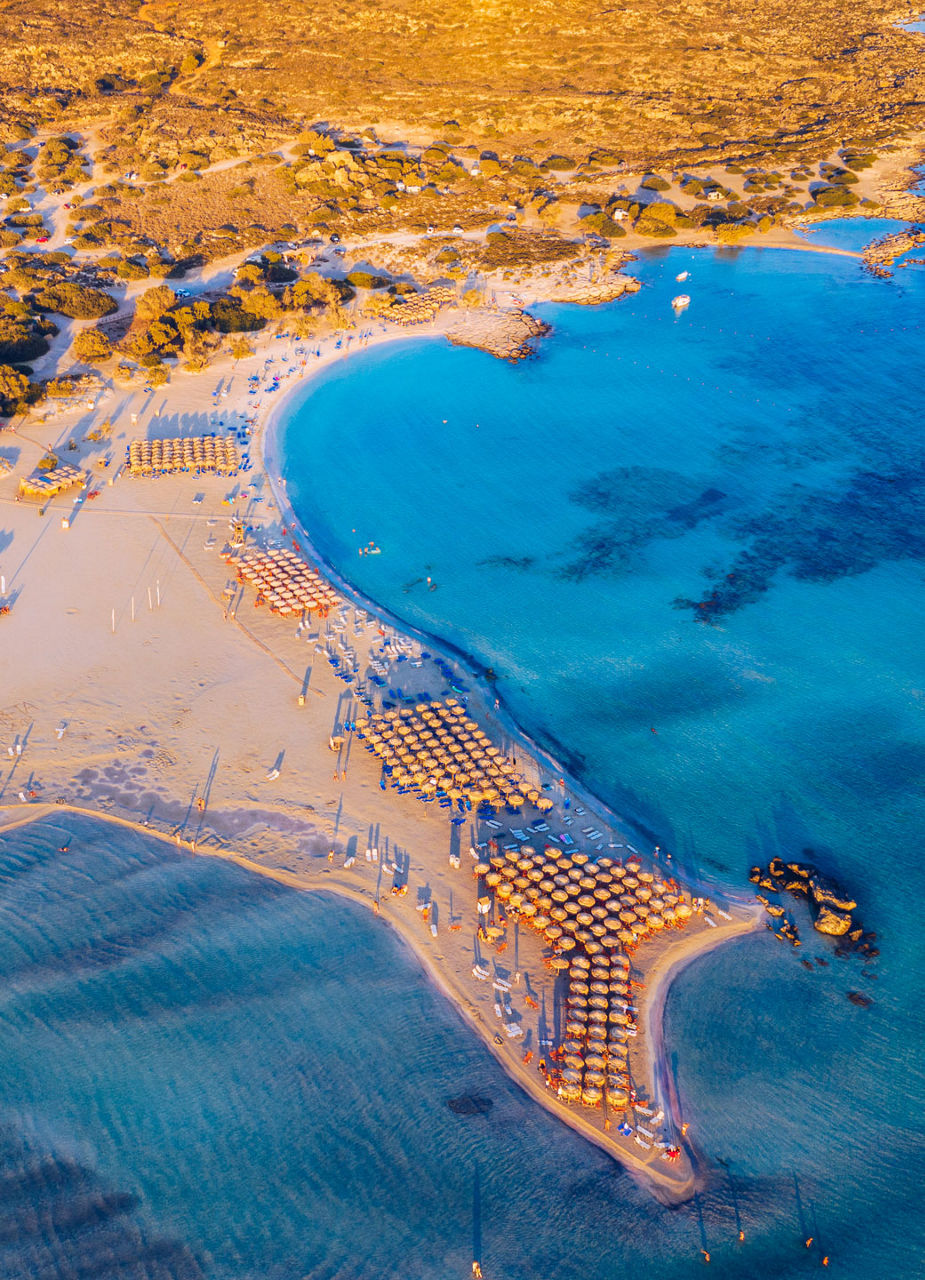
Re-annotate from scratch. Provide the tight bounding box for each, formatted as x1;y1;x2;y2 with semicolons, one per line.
475;554;536;571
447;1094;494;1116
678;458;925;619
0;1125;203;1277
561;466;729;581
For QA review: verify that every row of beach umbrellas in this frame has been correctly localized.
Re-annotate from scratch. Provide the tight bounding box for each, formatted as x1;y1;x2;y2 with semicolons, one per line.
391;285;458;326
559;951;633;1108
126;436;240;476
354;701;552;811
478;843;691;952
231;547;340;617
476;843;693;1112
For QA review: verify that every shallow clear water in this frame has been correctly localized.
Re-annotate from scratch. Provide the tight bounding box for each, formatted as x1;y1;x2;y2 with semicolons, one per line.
277;240;925;1274
794;216;909;251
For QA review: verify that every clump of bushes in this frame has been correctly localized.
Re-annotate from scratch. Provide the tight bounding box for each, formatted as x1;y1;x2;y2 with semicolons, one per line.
345;270;388;289
580;210;626;238
73;328;114;362
635;202;679;236
813;185;860;208
33;283;118;319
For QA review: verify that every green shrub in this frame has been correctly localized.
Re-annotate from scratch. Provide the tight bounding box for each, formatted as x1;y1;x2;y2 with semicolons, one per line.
209;298;266;333
641;174;670;191
813;185;860;208
635;217;676;237
715;221;753;243
828;169;859;185
116;257;150;280
345;270;388;289
543;155;575;170
580;210;626;237
73;328;113;362
34;283;117;319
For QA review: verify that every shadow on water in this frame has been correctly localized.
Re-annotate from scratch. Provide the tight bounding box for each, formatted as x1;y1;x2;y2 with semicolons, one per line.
473;1166;482;1268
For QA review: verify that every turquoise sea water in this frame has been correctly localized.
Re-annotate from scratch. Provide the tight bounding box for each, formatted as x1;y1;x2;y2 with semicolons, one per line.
4;240;925;1277
794;216;909;251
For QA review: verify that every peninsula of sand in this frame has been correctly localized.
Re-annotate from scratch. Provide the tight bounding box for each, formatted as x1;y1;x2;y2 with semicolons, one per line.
0;305;772;1203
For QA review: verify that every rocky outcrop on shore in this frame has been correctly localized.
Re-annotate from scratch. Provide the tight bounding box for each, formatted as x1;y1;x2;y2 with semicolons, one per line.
543;274;641;305
749;857;877;959
863;227;925;276
445;308;551;362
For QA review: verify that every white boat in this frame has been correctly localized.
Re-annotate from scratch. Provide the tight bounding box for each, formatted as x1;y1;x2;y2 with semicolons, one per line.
671;294;691;310
675;271;689;282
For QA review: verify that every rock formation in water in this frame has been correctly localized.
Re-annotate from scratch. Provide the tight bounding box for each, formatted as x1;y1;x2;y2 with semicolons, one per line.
748;857;876;957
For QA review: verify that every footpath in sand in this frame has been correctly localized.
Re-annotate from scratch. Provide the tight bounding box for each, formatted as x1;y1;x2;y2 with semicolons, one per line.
0;324;761;1203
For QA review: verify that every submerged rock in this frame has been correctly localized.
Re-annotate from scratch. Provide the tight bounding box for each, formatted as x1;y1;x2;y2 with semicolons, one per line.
447;1094;494;1117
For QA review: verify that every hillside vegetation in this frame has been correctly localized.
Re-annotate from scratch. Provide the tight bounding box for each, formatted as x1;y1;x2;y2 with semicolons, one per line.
0;0;922;169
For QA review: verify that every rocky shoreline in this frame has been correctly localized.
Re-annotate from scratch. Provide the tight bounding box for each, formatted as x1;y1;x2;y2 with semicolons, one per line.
445;307;552;362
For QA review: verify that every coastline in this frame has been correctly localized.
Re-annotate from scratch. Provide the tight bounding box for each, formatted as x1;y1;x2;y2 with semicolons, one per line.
258;333;758;915
1;230;889;1204
0;801;761;1203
